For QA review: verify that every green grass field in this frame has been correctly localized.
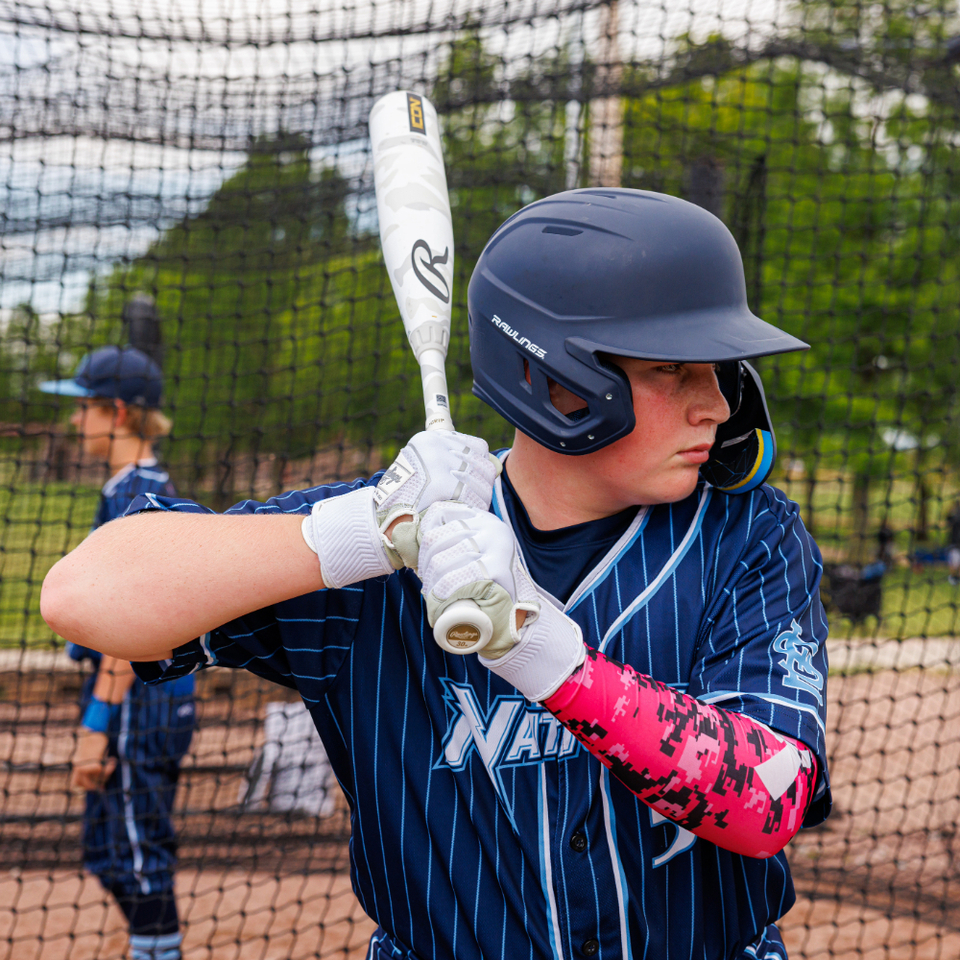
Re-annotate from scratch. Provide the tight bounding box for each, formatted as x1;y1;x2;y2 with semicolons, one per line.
0;469;99;648
3;457;960;648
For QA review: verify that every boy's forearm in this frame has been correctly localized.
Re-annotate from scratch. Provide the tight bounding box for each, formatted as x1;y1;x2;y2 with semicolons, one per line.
91;656;136;703
41;511;323;662
545;648;817;859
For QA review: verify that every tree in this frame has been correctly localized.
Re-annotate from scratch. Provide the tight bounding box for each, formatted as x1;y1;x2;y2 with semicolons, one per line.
82;134;388;501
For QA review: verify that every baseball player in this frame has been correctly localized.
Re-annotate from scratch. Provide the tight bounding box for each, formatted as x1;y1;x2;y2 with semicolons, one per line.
42;190;830;960
40;346;195;960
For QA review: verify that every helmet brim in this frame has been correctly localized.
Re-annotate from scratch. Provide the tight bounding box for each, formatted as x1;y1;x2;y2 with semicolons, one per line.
567;307;808;363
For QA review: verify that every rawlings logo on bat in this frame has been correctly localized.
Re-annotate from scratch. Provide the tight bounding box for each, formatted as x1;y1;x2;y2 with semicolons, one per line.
411;239;450;302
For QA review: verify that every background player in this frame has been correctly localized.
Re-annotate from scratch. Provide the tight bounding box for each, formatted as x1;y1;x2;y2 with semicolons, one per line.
41;190;831;959
40;345;195;960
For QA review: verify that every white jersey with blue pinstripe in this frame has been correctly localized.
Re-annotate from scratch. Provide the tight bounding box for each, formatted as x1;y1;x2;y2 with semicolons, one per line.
131;464;830;960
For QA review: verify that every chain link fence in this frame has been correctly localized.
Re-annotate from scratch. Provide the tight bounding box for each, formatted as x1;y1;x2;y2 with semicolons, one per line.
2;0;960;956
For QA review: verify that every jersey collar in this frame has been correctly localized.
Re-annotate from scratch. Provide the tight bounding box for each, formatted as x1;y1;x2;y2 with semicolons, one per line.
490;449;650;615
101;457;159;497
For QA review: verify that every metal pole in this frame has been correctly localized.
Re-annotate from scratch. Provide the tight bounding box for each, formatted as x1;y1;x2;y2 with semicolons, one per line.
589;0;622;188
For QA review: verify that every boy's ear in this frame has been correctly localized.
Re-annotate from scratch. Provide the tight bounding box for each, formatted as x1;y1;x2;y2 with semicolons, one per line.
113;399;128;427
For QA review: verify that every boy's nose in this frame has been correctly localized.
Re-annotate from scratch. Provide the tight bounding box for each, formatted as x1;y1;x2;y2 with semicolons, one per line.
690;364;731;425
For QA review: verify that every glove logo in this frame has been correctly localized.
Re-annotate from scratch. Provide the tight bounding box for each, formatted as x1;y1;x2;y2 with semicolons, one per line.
772;619;824;705
411;239;450;303
435;679;579;827
373;452;415;506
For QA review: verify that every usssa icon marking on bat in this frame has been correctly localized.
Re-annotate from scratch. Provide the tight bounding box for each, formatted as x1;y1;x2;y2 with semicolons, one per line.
407;93;425;133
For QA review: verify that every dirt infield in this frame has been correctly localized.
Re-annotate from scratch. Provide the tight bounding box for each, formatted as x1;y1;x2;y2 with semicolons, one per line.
3;658;959;959
0;870;376;960
3;872;958;960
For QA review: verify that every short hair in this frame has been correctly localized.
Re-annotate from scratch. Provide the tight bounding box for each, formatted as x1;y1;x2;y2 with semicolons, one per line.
90;397;172;440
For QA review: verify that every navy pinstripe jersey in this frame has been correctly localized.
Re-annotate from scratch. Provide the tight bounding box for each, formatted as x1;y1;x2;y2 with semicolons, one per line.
131;467;831;960
68;460;178;668
95;459;178;529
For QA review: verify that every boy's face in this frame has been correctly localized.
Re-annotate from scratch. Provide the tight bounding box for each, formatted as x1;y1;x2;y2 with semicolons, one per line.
551;358;731;509
70;399;119;460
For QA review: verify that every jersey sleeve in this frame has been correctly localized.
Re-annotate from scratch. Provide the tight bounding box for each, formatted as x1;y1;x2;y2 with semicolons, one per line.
128;477;381;695
689;485;831;826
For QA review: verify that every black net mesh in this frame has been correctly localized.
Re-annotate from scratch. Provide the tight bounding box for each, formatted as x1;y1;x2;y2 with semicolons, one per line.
3;0;960;956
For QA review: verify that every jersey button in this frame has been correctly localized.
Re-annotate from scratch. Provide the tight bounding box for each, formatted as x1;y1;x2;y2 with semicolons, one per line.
570;831;587;852
581;938;600;956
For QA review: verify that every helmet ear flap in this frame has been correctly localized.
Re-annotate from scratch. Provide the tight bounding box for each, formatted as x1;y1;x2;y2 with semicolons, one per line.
715;361;743;415
701;361;777;495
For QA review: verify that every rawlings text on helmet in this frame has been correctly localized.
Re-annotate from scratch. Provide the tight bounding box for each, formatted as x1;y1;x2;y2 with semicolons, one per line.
491;315;547;360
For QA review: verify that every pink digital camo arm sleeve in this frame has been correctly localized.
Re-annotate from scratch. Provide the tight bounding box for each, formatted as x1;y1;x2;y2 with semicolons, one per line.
542;647;818;859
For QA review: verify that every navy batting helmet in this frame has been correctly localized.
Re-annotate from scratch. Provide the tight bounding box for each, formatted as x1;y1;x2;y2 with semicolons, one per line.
39;345;163;407
468;188;808;494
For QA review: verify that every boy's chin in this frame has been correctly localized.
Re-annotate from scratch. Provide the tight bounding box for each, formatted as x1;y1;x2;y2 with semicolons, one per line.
645;469;702;505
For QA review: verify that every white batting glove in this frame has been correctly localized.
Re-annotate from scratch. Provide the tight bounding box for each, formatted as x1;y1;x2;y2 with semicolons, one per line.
418;502;585;702
373;431;501;569
301;432;500;589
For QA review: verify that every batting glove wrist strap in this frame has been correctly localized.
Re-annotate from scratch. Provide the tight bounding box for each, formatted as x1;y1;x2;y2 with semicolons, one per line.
302;487;399;589
480;600;586;703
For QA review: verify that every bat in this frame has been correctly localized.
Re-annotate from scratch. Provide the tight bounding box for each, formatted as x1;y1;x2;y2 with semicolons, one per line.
369;90;493;656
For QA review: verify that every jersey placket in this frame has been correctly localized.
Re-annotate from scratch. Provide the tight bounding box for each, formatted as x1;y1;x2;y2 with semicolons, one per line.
543;749;624;960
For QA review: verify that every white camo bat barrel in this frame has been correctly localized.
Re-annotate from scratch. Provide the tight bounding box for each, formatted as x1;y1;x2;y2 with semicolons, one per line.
369;90;455;433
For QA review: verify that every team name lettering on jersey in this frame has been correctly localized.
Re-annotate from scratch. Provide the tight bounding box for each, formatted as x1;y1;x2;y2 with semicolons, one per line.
650;808;697;867
436;679;579;822
772;619;824;705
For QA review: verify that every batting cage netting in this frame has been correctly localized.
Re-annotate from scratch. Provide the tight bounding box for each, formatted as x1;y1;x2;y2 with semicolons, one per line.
2;0;959;957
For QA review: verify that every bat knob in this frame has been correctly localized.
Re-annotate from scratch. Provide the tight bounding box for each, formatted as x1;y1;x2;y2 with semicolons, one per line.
433;601;494;655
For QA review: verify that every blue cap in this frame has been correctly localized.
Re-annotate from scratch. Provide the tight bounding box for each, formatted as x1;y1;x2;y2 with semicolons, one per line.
39;345;163;407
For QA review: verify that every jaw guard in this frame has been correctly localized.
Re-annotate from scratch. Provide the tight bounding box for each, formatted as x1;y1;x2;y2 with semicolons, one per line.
701;361;777;495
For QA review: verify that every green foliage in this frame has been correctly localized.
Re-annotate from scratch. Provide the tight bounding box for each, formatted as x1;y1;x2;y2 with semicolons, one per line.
67;94;579;474
152;133;354;272
0;303;76;428
429;31;589;446
434;30;574;264
0;470;99;647
71;134;435;478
